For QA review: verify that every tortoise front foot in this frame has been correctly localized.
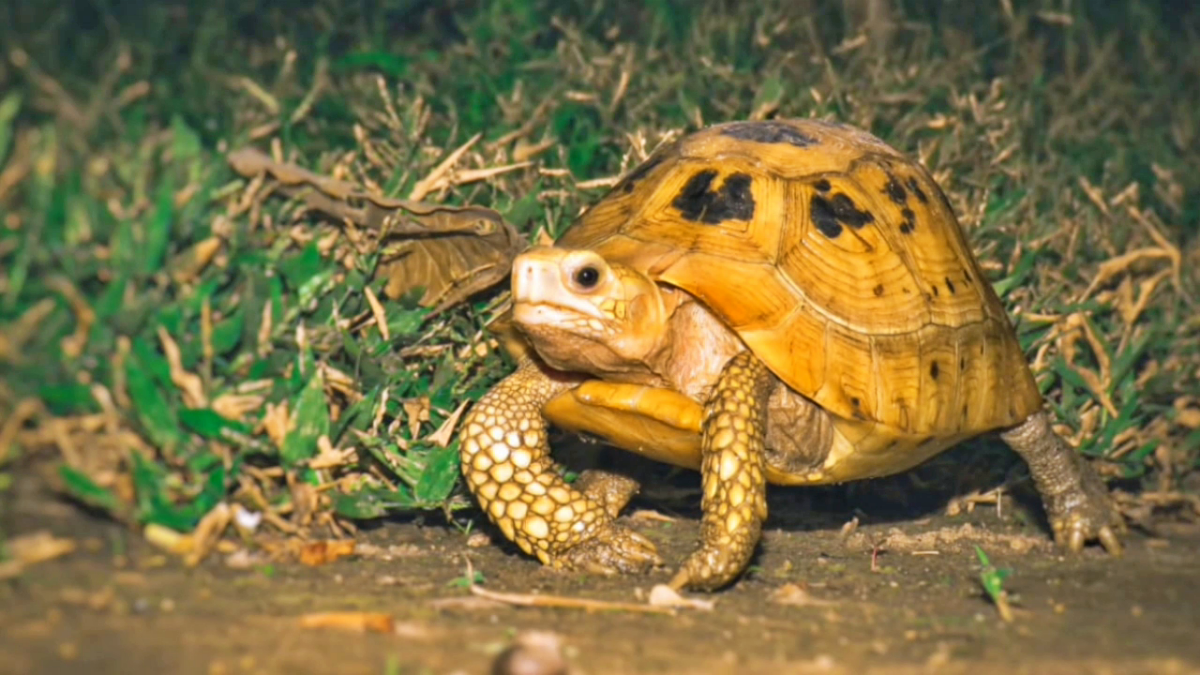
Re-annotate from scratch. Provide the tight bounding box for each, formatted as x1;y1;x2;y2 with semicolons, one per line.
1001;410;1126;556
555;523;662;576
669;539;757;591
460;362;663;577
672;352;774;592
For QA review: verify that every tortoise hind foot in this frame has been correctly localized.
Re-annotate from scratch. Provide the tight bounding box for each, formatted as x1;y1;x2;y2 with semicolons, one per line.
1001;410;1126;555
555;523;662;576
553;469;662;576
573;469;641;519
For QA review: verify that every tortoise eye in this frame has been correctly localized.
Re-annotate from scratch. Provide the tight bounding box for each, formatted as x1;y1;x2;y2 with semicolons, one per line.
573;265;600;289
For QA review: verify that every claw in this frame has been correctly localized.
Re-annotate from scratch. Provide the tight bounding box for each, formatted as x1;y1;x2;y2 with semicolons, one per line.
667;568;691;592
668;546;745;592
1098;526;1124;557
1067;527;1085;553
557;523;662;576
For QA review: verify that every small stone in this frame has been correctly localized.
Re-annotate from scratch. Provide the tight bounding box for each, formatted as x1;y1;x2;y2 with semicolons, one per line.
491;631;568;675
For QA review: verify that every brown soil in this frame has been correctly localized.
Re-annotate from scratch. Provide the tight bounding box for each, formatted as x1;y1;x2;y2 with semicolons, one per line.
4;476;1199;675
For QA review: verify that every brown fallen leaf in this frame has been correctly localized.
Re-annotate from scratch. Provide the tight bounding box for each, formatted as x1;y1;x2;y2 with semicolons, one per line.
225;147;526;316
297;539;357;566
768;583;839;607
0;531;77;578
647;584;716;611
298;611;395;634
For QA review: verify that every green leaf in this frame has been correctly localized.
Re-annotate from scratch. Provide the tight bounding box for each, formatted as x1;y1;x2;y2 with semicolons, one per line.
279;242;323;291
170;114;203;160
1050;356;1090;395
332;51;409;77
179;407;250;440
95;271;129;320
126;347;183;452
387;307;428;338
330;484;415;519
38;382;97;416
414;442;460;506
210;309;245;355
0;91;21;165
193;463;228;517
140;179;175;276
281;371;330;467
751;76;785;114
332;385;381;440
59;465;124;515
504;189;543;231
129;451;224;531
297;268;337;309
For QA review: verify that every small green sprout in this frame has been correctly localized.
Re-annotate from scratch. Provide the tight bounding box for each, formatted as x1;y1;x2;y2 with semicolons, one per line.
446;567;486;589
974;545;1014;622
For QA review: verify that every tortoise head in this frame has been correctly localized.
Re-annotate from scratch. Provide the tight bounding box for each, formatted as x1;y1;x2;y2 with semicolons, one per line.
511;246;677;378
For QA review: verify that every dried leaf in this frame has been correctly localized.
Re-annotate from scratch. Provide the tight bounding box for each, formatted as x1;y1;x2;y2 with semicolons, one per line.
768;583;839;607
4;531;77;568
297;539;357;566
647;584;715;611
299;611;395;634
226;148;526;315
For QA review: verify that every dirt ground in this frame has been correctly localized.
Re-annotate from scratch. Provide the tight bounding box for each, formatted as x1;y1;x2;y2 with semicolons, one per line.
4;471;1200;675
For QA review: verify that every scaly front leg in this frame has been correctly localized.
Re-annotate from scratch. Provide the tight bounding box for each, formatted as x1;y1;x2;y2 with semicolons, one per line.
460;360;662;575
670;351;774;591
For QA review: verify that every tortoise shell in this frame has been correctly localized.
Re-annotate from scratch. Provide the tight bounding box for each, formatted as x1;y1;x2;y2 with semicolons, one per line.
555;118;1043;448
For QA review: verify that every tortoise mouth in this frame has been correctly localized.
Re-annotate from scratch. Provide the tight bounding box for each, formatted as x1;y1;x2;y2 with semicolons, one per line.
512;301;605;332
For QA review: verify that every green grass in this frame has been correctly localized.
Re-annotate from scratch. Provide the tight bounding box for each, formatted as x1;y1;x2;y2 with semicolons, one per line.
1;0;1197;553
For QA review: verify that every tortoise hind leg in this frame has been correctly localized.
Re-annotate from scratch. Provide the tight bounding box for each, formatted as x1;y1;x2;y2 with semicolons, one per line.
670;351;774;591
1000;409;1125;554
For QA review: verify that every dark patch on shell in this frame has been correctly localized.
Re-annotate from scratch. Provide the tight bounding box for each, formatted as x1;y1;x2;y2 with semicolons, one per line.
813;178;831;193
899;207;916;235
809;188;882;237
960;357;967;371
620;154;665;193
849;396;867;420
829;193;874;229
884;176;907;205
963;271;973;284
672;170;756;224
720;121;818;147
810;195;843;239
945;277;956;294
930;361;940;380
906;177;928;203
873;284;884;297
931;285;940;297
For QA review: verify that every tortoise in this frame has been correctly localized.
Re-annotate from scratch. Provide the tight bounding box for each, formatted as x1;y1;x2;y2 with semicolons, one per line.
458;118;1125;592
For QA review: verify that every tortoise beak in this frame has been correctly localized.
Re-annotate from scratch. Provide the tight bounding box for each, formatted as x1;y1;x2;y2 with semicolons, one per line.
512;247;608;321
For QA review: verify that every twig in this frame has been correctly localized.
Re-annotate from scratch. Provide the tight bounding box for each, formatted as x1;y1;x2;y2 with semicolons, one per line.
468;585;676;616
